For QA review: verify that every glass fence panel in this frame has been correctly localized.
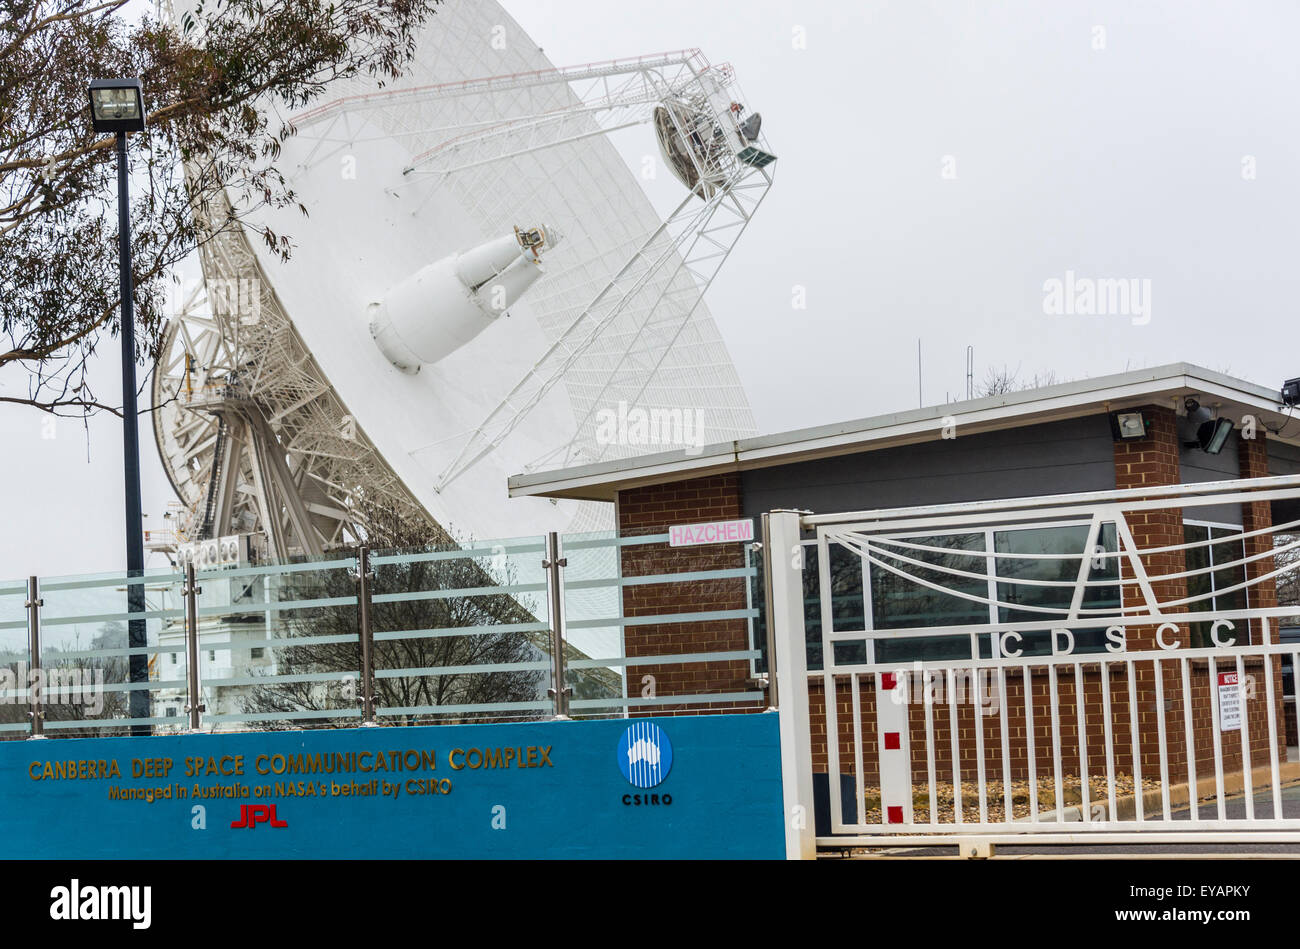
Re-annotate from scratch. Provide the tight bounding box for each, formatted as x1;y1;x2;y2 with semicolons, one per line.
562;526;765;719
369;537;552;723
10;519;772;738
37;567;186;736
561;528;628;716
0;580;30;739
191;554;362;731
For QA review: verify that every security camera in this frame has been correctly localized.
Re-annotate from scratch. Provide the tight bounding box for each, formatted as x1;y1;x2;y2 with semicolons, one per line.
1183;398;1233;455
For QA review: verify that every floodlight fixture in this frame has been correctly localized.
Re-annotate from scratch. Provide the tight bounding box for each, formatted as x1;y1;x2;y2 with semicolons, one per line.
1184;398;1233;455
88;78;146;134
1109;410;1148;442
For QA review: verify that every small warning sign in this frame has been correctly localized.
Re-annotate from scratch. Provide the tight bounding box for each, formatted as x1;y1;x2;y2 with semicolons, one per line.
1217;671;1242;732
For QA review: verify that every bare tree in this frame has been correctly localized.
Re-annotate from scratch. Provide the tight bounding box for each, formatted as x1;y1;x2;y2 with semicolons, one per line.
242;544;545;727
1275;533;1299;610
976;364;1060;398
0;622;132;739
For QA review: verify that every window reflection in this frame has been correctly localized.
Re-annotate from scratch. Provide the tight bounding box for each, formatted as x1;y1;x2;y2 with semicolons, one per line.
786;523;1123;667
994;523;1120;656
751;517;1258;673
1185;523;1248;647
871;533;987;663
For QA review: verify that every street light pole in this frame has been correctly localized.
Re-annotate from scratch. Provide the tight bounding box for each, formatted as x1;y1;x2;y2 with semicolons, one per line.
90;79;151;736
115;129;150;735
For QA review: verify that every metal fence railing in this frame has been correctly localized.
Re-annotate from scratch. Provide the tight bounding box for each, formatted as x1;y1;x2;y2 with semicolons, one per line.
765;475;1300;852
819;638;1299;839
0;526;763;739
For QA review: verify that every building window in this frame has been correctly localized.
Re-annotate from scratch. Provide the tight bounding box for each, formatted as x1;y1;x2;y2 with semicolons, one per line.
169;653;177;665
250;647;265;659
993;523;1121;657
208;650;216;662
1184;521;1247;647
750;516;1270;669
871;531;989;663
753;521;1123;670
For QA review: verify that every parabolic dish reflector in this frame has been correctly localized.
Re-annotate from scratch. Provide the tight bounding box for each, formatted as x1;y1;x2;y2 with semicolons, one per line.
152;0;773;558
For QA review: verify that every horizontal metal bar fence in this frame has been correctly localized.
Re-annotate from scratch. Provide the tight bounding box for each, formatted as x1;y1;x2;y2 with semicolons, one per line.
0;525;767;737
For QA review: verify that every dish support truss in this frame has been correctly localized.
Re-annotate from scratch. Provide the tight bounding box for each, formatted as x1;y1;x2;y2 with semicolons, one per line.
152;185;432;558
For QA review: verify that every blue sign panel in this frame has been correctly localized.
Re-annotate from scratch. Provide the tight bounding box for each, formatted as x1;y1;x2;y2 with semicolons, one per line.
0;714;784;859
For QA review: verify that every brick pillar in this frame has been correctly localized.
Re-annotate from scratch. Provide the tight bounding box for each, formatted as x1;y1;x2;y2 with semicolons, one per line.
1239;432;1279;642
1238;430;1287;763
1112;404;1190;775
616;475;755;714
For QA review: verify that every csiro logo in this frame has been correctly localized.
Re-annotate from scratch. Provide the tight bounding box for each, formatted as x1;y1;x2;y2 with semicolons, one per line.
617;721;673;789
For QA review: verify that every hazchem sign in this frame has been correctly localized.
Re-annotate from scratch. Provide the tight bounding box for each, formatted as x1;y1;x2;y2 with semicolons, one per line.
0;715;783;860
669;518;754;547
1217;672;1242;731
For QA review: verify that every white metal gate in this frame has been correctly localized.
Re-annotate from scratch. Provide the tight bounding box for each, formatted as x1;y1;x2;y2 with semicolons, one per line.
768;474;1300;857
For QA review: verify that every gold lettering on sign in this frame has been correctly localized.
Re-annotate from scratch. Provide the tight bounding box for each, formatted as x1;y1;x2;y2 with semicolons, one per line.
25;747;549;802
28;759;123;781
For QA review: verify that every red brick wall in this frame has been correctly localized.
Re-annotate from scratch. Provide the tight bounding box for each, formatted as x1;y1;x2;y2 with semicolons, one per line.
616;475;757;714
813;668;1138;784
812;660;1279;787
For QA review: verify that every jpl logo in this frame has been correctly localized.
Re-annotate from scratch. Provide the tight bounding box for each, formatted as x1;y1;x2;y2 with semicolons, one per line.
231;803;288;829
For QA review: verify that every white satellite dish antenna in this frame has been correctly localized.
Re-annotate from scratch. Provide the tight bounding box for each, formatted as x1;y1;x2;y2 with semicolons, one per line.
151;0;775;557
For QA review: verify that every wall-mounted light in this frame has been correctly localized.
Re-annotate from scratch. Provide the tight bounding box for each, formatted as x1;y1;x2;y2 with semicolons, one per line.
1109;410;1148;442
1283;377;1300;407
1184;398;1233;455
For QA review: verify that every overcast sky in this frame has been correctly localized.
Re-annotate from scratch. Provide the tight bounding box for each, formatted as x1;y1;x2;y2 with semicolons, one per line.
3;0;1298;580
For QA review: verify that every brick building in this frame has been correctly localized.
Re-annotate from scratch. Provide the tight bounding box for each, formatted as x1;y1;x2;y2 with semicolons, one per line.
510;364;1300;827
